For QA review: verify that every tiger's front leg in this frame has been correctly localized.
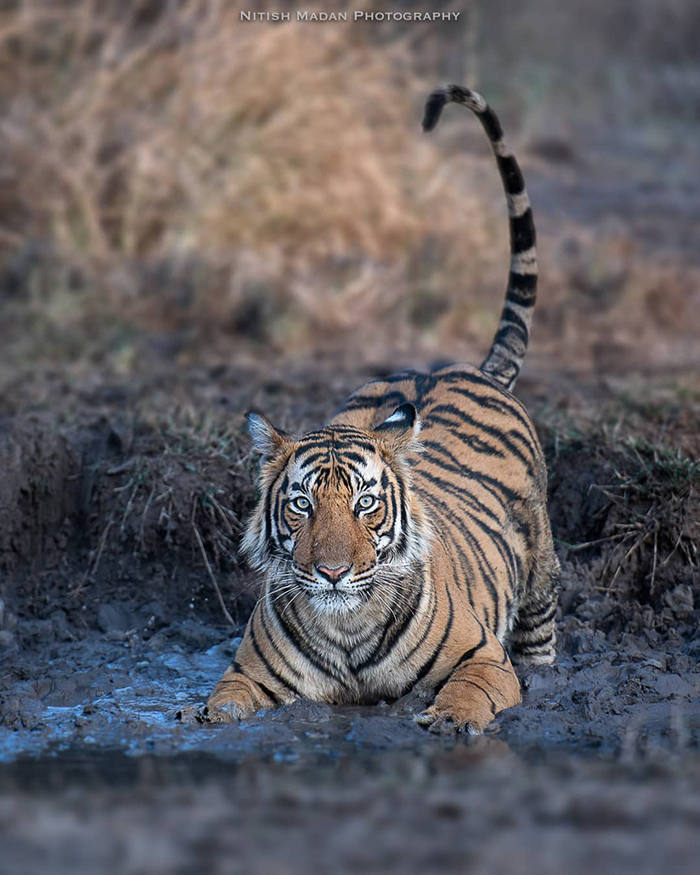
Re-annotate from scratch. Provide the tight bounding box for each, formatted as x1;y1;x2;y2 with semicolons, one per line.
415;626;522;735
206;665;279;723
206;605;301;723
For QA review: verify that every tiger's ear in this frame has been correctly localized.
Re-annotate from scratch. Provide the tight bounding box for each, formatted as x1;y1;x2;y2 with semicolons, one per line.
247;411;292;459
375;403;421;454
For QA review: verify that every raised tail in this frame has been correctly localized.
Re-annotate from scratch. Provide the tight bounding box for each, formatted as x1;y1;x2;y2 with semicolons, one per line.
423;85;537;391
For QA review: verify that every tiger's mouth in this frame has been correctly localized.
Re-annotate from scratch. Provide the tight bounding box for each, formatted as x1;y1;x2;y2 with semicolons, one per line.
292;564;376;591
308;590;366;615
289;565;376;614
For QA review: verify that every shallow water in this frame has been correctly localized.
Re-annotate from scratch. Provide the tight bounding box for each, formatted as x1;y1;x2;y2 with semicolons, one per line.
1;624;698;789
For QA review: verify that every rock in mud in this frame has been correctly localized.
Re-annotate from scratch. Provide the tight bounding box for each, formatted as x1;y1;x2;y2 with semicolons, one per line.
97;603;136;635
0;630;18;660
0;694;43;729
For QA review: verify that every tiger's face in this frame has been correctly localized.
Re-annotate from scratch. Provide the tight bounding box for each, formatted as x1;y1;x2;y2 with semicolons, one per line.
242;404;428;615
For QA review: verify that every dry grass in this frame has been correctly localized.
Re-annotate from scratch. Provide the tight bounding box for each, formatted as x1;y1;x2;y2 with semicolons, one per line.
0;0;494;360
595;440;699;600
530;231;700;374
0;0;699;376
538;383;699;609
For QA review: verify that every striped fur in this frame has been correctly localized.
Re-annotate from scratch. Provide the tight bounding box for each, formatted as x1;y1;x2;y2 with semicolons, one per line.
423;85;537;390
207;87;559;734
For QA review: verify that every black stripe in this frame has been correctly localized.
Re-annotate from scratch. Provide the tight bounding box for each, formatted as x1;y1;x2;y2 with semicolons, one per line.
496;154;525;195
259;606;304;687
512;627;556;646
455;625;487;667
478;106;503;143
294;440;333;459
509;208;536;253
507;270;537;300
356;578;424;670
519;601;557;623
255;680;284;705
507;428;539;462
342;451;370;467
422;88;447;132
264;463;290;558
297;451;330;468
414;586;454;683
450;679;498;715
491;327;518;356
507;289;536;308
278;600;353;689
321;424;370;434
513;639;554;654
467;660;515;675
393;474;410;558
249;625;298;698
400;585;440;665
502;306;530;342
427;404;535;473
335;439;378;454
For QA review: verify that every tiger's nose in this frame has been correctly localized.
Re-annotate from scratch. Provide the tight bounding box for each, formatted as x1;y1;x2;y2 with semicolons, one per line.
316;564;351;583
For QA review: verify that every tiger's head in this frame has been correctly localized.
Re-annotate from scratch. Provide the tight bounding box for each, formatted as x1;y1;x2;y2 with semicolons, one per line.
241;403;431;616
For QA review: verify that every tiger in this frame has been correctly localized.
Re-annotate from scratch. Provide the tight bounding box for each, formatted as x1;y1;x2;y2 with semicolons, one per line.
206;85;560;734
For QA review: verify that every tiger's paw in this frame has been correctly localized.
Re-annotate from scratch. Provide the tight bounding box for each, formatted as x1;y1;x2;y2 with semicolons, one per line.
203;699;255;724
414;704;485;736
415;683;496;735
205;676;267;723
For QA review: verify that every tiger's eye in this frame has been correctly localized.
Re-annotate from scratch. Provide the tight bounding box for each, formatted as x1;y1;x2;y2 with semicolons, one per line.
292;496;311;511
358;495;376;509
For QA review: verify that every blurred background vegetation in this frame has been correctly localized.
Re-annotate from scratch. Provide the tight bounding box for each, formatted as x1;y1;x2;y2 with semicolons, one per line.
0;0;699;380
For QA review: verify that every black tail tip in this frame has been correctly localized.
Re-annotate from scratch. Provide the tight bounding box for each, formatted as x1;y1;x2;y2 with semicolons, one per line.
422;89;448;132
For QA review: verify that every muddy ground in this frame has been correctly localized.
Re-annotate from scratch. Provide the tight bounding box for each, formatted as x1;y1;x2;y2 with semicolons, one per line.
0;360;698;874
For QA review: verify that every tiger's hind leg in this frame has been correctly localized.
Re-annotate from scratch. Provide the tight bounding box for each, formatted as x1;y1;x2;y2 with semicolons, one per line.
510;541;560;665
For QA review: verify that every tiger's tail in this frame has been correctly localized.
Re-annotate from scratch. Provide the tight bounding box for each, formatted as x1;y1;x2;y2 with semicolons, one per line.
423;85;537;391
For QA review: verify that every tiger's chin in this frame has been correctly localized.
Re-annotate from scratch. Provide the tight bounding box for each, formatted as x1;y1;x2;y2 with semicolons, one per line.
307;590;366;616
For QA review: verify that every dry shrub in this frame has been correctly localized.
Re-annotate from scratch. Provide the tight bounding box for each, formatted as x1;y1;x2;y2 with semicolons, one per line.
0;0;493;355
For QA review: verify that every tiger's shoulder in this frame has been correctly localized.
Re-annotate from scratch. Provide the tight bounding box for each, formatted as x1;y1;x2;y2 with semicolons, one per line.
331;363;545;487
